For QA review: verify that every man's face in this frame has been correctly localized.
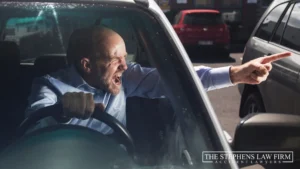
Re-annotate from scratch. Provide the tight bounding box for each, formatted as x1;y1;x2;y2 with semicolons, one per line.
90;34;128;95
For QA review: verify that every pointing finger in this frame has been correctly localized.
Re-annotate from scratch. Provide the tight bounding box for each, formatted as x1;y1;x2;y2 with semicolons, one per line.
261;52;291;64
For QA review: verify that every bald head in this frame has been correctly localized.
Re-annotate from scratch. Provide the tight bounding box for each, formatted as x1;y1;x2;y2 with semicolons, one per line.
67;26;124;66
67;26;128;95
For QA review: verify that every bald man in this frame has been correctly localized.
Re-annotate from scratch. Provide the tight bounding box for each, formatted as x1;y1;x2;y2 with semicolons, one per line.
25;26;290;134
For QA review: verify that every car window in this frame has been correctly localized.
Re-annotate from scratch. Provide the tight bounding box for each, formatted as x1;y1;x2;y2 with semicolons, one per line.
280;3;300;51
271;4;293;44
3;10;138;63
255;2;288;41
0;2;232;169
183;12;224;25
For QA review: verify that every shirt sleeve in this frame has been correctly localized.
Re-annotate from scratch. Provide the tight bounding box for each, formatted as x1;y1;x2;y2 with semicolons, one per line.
194;65;234;91
122;63;165;98
25;77;58;117
123;63;234;98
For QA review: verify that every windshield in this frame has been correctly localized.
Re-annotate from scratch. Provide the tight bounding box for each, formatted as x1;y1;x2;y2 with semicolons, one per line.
183;13;224;25
0;1;234;169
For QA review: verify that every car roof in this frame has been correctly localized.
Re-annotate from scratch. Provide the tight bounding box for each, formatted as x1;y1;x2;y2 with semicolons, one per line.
180;9;220;14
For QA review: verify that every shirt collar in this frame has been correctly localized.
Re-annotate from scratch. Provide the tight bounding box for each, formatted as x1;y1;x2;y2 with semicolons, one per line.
67;65;103;93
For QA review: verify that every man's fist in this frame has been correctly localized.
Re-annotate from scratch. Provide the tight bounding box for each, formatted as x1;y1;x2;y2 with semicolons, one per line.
61;92;104;119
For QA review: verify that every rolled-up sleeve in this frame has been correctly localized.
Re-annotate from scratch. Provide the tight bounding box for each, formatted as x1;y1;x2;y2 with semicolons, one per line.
194;65;234;91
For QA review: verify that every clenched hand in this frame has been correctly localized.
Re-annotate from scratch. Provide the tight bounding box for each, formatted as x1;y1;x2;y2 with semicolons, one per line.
230;52;292;85
61;92;105;119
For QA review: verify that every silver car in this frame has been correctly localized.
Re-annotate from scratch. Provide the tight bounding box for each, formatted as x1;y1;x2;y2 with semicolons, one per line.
238;0;300;118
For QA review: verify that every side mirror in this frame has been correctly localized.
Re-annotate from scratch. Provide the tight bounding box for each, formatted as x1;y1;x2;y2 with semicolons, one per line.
232;113;300;162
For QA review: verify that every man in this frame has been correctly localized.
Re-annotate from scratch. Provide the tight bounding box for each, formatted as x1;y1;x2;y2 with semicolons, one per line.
26;26;291;134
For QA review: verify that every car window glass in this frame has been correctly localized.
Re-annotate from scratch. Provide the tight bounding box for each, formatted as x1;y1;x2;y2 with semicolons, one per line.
3;13;137;63
281;3;300;51
0;2;231;169
183;13;224;25
255;3;288;41
271;4;293;44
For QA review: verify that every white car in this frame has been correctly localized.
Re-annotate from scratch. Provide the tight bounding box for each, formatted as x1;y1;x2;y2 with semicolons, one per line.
0;0;298;169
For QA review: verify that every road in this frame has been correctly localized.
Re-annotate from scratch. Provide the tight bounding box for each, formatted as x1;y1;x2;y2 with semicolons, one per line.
190;48;264;169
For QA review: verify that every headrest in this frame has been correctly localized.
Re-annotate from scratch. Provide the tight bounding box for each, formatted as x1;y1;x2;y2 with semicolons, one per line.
34;54;67;76
0;41;20;65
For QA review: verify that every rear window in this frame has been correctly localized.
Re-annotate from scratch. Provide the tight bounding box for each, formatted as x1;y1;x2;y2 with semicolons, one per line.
183;13;223;25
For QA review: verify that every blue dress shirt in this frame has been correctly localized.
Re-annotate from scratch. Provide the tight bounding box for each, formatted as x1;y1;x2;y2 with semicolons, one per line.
25;62;233;134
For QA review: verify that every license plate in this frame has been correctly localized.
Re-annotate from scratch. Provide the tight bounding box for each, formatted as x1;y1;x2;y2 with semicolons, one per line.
198;41;213;45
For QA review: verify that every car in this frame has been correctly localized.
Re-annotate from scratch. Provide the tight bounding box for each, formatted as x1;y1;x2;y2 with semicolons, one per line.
0;0;299;169
238;0;300;118
172;9;230;56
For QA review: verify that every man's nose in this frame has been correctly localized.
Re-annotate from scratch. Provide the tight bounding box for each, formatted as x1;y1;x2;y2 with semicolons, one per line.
119;59;127;70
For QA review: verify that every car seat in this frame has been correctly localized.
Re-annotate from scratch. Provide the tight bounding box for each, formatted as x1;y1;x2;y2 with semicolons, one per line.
34;54;68;77
0;41;23;150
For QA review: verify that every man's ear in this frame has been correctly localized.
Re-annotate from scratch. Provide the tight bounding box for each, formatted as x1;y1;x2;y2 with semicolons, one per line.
80;57;92;74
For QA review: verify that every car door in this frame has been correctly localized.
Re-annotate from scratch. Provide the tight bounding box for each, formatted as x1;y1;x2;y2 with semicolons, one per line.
244;2;294;114
263;2;300;114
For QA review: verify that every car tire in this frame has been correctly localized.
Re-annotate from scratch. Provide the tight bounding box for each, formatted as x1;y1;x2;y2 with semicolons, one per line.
240;92;266;118
217;48;230;57
223;50;230;57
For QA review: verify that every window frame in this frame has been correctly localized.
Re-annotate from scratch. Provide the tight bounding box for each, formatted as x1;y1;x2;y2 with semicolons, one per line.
277;1;300;52
254;1;290;42
269;3;294;44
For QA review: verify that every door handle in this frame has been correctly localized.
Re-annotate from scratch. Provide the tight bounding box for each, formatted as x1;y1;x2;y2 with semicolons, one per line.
266;53;272;56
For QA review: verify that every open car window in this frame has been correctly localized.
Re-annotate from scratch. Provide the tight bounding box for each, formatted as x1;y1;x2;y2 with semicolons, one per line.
0;1;234;169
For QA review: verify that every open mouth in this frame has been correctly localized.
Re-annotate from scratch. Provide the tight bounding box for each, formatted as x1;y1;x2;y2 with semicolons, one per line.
113;74;121;86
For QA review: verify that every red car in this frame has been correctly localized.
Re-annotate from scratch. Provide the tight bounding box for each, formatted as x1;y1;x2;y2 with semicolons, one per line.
173;9;230;56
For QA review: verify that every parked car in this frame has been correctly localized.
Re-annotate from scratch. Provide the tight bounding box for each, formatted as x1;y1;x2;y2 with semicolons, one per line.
238;0;300;118
0;0;299;169
172;9;230;56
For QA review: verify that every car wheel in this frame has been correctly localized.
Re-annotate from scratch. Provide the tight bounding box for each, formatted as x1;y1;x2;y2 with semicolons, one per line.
223;50;230;57
217;48;230;57
240;92;266;117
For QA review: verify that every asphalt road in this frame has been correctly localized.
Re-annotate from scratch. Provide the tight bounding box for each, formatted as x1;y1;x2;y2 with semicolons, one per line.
190;47;264;169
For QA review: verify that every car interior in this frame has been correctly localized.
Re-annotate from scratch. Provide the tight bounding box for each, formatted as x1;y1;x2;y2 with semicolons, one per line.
0;7;181;166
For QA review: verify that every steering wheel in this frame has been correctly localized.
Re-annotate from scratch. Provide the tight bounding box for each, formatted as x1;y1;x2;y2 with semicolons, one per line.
17;104;135;157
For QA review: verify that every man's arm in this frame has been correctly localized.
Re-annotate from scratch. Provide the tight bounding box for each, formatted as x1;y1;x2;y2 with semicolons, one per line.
122;63;234;98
